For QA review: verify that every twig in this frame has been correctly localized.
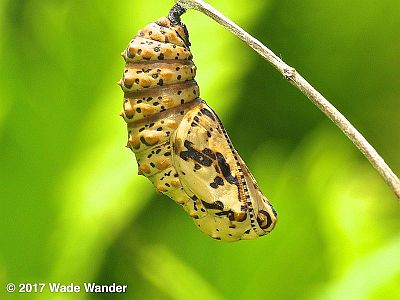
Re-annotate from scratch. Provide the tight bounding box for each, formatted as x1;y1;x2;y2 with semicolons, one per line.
174;0;400;199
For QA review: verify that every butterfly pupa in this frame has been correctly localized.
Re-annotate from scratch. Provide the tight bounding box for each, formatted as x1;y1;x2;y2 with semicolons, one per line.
119;13;277;241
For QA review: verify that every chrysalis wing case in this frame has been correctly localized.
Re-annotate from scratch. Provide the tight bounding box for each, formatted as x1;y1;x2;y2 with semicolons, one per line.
119;14;277;241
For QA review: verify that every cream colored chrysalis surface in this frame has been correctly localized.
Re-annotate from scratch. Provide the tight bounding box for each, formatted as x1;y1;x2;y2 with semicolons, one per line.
119;17;277;241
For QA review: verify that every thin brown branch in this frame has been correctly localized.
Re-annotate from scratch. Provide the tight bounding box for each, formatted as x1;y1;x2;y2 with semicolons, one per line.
175;0;400;198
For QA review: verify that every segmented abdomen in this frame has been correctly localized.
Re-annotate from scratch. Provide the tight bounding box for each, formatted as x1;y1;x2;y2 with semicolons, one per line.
119;17;205;217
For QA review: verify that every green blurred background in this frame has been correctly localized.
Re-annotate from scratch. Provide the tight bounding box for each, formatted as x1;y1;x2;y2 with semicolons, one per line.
1;0;399;299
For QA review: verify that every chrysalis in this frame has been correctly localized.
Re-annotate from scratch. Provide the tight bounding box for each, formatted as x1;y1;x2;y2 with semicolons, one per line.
119;12;277;241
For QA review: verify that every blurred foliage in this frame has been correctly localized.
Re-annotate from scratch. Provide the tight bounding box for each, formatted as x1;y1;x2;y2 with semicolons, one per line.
0;0;399;299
